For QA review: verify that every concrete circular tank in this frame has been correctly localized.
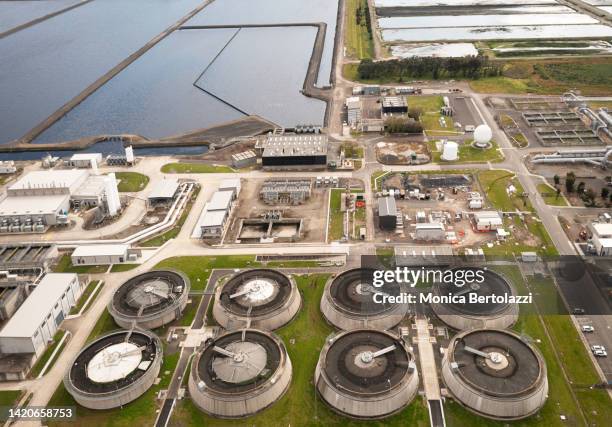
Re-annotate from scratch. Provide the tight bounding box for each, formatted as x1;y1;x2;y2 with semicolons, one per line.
442;328;548;420
321;269;407;330
64;329;162;410
431;268;518;330
213;269;300;331
188;328;292;418
109;270;190;330
314;329;418;419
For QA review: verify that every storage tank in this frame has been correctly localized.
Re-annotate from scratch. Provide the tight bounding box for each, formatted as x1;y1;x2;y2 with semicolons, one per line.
315;329;418;419
442;329;548;420
320;269;407;331
213;269;300;331
188;329;291;418
64;329;162;410
109;270;190;330
431;267;518;330
441;141;458;161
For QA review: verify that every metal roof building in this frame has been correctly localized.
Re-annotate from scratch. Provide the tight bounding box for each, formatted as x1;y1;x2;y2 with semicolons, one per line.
0;273;81;357
71;244;129;266
378;196;397;230
394;245;454;266
68;153;102;168
8;170;88;197
259;134;328;170
147;179;179;203
207;191;233;211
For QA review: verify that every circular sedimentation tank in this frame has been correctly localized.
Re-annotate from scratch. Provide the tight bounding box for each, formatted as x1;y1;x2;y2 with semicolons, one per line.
109;270;190;330
442;328;548;420
431;268;518;330
213;269;300;331
321;269;407;331
64;329;162;410
189;329;291;418
315;329;418;419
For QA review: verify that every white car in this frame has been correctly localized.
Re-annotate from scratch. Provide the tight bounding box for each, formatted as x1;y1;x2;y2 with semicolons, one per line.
581;325;595;333
593;349;608;357
591;345;606;352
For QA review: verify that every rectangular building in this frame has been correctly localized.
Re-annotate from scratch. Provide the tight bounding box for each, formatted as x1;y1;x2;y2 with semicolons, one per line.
198;210;229;239
395;245;453;266
7;170;88;197
259;134;328;170
208;191;234;212
0;273;80;357
473;211;503;231
0;194;70;229
71;244;129;266
378;196;397;230
414;223;446;241
590;222;612;256
382;96;408;115
147;179;179;205
0;161;16;174
231;150;257;169
219;179;241;198
68;153;103;168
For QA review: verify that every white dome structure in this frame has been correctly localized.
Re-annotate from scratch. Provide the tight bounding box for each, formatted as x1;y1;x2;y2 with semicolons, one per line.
440;141;459;161
474;125;492;148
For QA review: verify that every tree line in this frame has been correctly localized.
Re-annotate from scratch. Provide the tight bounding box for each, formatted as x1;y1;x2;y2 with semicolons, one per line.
357;56;502;81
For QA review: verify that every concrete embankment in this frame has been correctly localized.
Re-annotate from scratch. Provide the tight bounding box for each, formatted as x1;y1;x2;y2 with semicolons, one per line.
13;0;216;147
0;115;275;153
0;0;95;40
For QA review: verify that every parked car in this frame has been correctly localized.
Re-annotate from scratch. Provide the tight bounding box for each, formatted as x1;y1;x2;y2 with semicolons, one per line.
591;345;606;352
582;325;595;333
593;349;608;357
573;308;585;315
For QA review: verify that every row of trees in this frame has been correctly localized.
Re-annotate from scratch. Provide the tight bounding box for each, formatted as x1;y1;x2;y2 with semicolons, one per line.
357;56;502;81
554;172;611;206
355;0;372;38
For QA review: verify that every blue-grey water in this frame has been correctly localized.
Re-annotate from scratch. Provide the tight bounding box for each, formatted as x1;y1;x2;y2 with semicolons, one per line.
35;28;245;143
0;0;204;145
0;0;335;158
195;26;326;127
186;0;339;87
0;0;79;33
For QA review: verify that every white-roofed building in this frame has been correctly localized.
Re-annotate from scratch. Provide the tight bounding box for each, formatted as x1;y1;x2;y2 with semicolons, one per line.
219;178;241;198
0;194;70;228
414;222;446;241
8;170;88;197
68;153;102;168
197;209;229;239
589;222;612;256
208;190;233;212
147;179;179;205
473;211;503;231
71;244;129;266
0;273;81;357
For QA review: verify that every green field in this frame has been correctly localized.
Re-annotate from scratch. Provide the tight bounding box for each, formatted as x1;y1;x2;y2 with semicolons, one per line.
115;172;149;192
537;183;568;207
345;0;373;59
170;274;430;427
69;280;101;315
161;163;234;174
0;390;23;406
328;189;345;241
29;330;68;378
109;263;139;272
52;254;108;274
429;140;503;164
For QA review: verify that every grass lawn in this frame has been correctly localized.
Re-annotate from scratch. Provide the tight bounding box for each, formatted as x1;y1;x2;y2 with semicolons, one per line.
429;140;503;164
345;0;373;59
169;274;430;426
53;254;108;274
153;255;260;291
69;280;101;315
110;263;139;272
340;142;364;159
409;95;444;111
140;186;200;247
115;172;149;192
161;163;234;174
328;189;345;241
0;390;23;406
371;170;388;190
29;330;68;378
477;170;529;212
537;183;568;207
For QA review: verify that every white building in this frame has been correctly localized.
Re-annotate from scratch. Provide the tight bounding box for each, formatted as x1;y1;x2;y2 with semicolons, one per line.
72;244;129;266
0;273;81;357
219;179;241;198
0;161;16;174
208;190;234;212
198;210;229;239
147;179;180;205
414;223;446;241
473;211;503;231
68;153;103;169
589;223;612;256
